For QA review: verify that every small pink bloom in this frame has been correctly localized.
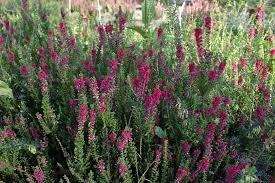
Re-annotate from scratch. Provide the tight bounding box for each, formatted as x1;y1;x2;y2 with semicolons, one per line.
197;158;209;172
223;97;231;105
8;51;15;62
260;132;269;141
255;106;266;120
249;26;255;41
29;128;40;141
119;163;126;177
176;167;189;182
69;38;76;47
73;77;85;93
105;24;114;34
157;27;164;39
205;16;211;31
225;165;240;183
189;62;196;75
0;35;4;45
3;118;12;125
121;130;132;142
212;96;222;109
117;140;126;151
148;48;154;57
271;49;275;56
218;61;226;73
155;149;163;161
261;66;269;79
195;128;204;134
176;44;184;60
33;170;44;183
240;58;246;71
167;152;173;161
181;140;191;154
237;78;244;86
21;65;29;78
108;133;117;141
98;160;105;173
192;149;201;159
256;7;263;21
232;61;238;73
38;70;47;81
208;70;217;81
255;59;262;71
118;17;127;33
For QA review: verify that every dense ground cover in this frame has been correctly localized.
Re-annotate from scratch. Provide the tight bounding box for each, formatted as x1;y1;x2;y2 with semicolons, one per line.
0;0;274;182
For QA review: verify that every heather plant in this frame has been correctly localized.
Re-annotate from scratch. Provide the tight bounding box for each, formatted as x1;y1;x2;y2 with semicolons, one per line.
0;0;274;182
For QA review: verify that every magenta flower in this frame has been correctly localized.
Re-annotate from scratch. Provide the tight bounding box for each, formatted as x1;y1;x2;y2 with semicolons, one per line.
261;66;269;79
175;167;189;182
0;35;3;45
148;48;154;57
121;130;132;142
196;158;209;172
168;152;173;161
69;37;76;47
155;149;163;161
117;139;126;151
117;48;124;61
105;24;114;34
205;16;211;31
240;58;246;72
212;96;222;109
91;49;97;62
84;60;94;74
119;163;126;177
218;61;226;73
20;65;29;78
78;104;88;133
98;26;105;46
176;44;184;60
256;7;263;21
181;140;191;154
3;118;12;125
157;27;164;39
232;61;238;73
208;70;218;81
60;56;68;70
255;59;262;71
223;97;231;106
38;70;47;81
59;22;67;37
237;78;243;86
192;149;201;159
195;128;204;134
225;165;240;183
50;50;58;63
1;129;15;141
29;128;40;141
69;99;78;109
98;160;105;173
249;26;255;41
73;77;85;93
188;62;196;75
8;51;15;62
271;49;275;57
108;133;117;141
33;170;44;183
119;17;127;33
255;106;266;120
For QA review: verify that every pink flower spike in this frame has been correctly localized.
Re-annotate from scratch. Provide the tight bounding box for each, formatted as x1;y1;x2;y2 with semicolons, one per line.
33;170;44;183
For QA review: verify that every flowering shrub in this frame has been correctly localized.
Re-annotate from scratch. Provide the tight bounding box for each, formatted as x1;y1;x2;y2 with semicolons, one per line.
0;1;274;182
